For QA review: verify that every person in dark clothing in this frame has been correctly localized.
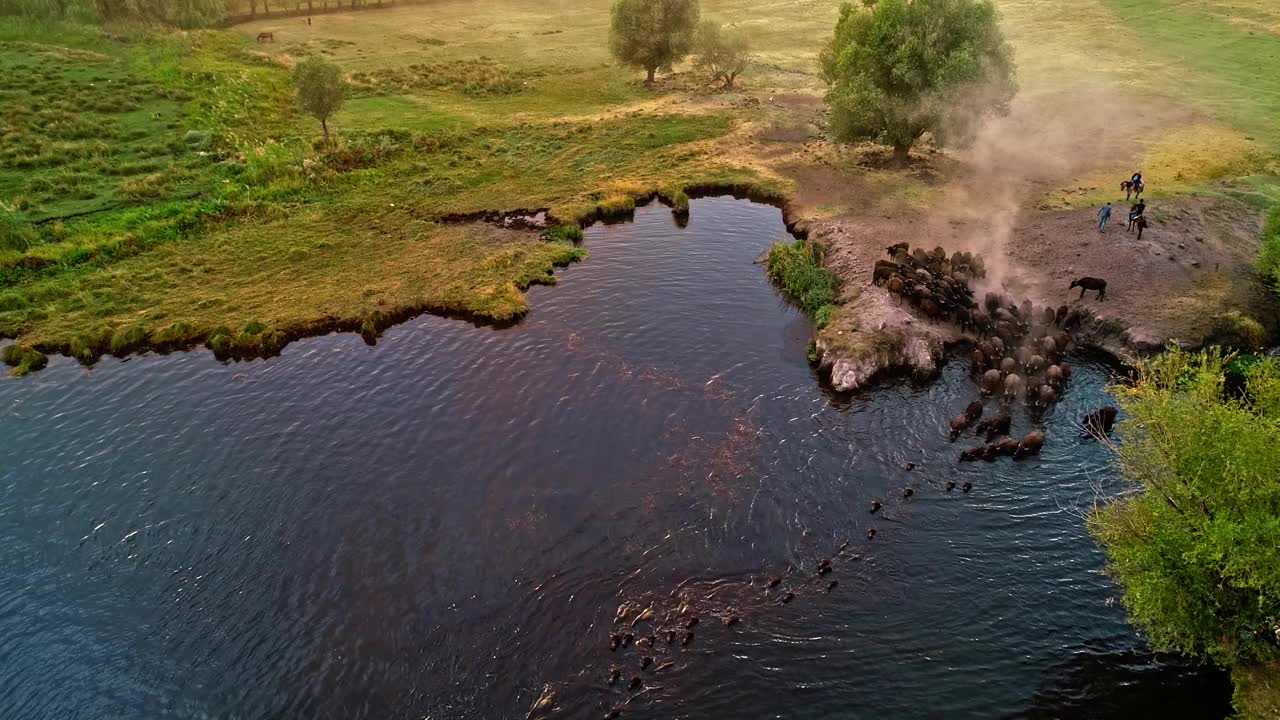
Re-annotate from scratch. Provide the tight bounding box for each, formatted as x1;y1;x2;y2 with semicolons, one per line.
1127;199;1146;231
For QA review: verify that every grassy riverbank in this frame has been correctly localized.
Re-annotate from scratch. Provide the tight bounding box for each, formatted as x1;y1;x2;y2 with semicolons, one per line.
3;0;1280;375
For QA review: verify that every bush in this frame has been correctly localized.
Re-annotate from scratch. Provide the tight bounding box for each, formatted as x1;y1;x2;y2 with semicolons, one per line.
1207;310;1266;351
118;171;172;199
0;211;39;253
670;189;690;216
183;130;211;150
545;223;584;244
814;303;834;330
1256;205;1280;291
765;238;837;317
1089;348;1280;667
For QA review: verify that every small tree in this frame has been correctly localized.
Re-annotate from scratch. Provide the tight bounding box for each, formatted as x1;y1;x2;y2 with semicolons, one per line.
609;0;701;84
694;20;752;89
821;0;1016;165
293;57;345;143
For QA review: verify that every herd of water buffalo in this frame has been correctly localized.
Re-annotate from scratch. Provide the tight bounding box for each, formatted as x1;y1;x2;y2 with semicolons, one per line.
872;242;1119;460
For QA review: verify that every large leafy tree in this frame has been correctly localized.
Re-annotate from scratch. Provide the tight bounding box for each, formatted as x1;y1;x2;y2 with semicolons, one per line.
1089;349;1280;669
820;0;1015;165
293;57;346;143
609;0;701;84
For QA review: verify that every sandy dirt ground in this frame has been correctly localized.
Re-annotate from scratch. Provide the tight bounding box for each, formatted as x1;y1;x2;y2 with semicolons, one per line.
768;88;1279;390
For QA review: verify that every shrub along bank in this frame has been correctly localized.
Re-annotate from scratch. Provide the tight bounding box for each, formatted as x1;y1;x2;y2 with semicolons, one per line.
1089;348;1280;718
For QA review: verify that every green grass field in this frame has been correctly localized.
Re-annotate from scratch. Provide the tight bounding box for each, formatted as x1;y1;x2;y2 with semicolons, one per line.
2;0;1278;374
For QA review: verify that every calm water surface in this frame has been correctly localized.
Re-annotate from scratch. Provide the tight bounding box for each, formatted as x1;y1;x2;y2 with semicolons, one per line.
0;198;1230;719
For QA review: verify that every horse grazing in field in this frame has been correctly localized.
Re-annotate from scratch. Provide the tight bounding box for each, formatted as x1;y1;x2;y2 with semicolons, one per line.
1121;179;1144;200
257;31;275;43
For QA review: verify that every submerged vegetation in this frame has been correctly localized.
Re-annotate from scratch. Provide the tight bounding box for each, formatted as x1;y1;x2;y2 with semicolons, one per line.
1090;348;1280;716
765;238;836;327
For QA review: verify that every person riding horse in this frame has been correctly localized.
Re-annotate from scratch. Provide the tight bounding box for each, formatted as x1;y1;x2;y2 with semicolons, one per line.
1122;171;1145;201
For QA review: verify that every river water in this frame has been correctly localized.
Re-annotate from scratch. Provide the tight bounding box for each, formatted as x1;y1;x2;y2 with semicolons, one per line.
0;198;1231;719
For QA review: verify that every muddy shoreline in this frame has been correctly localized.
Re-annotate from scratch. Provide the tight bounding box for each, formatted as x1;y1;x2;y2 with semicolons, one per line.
802;194;1280;393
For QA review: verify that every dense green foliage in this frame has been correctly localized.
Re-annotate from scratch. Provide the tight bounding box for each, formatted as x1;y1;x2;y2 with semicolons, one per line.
694;20;752;89
765;238;836;325
821;0;1015;162
1090;348;1280;667
1;0;225;27
293;57;345;142
608;0;700;83
1256;205;1280;292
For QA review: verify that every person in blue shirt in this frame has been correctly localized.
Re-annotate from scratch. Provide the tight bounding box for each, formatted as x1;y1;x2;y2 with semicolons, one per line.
1098;202;1112;232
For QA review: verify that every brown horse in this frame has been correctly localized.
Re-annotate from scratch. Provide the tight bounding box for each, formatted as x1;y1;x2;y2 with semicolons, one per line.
257;31;275;43
1121;179;1144;201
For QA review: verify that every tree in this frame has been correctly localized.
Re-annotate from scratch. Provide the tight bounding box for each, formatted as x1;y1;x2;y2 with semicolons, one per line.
820;0;1016;165
293;57;345;143
608;0;700;84
694;20;752;89
1089;348;1280;670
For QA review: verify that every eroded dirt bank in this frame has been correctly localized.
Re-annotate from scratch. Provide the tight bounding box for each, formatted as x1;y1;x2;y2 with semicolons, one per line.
807;194;1276;391
774;90;1280;391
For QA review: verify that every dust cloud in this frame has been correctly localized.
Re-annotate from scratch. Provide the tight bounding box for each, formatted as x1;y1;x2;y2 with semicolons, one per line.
926;87;1140;298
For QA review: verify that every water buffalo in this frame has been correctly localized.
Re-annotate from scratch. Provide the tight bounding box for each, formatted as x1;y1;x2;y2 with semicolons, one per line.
1046;364;1064;386
886;275;906;300
982;369;1003;394
1041;336;1058;358
1069;277;1107;300
949;414;971;440
1037;384;1057;406
988;436;1020;457
1015;430;1046;457
1083;406;1119;435
975;411;1011;440
989;336;1006;358
873;260;901;285
1055;305;1069;326
1003;373;1024;400
972;310;992;335
1027;354;1046;374
964;400;984;422
1000;356;1017;375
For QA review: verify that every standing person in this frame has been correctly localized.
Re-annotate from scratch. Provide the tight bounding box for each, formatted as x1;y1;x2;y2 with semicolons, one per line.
1127;199;1146;231
1098;202;1112;232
